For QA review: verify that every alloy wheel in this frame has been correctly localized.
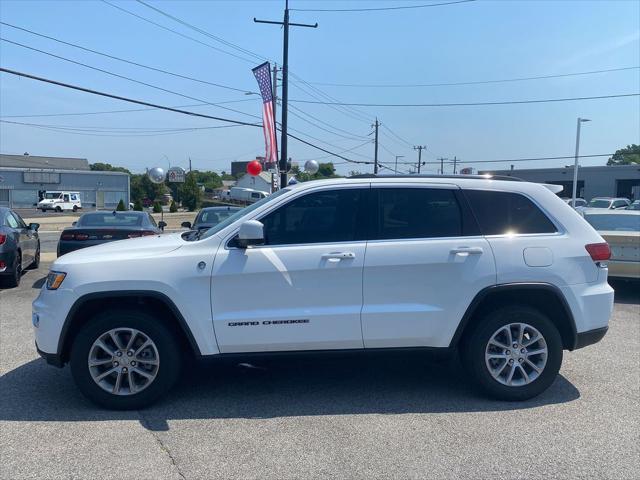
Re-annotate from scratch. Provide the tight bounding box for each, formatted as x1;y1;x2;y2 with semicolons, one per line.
88;328;160;396
484;322;548;387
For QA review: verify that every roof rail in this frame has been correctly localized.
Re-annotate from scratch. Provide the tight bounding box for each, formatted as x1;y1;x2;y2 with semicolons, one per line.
348;174;524;182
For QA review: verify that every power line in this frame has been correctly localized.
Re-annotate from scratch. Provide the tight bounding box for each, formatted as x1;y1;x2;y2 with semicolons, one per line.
0;67;366;165
0;21;258;94
446;153;616;164
290;0;475;13
135;0;266;63
104;0;374;129
0;101;255;119
289;93;640;107
0;38;262;121
305;66;640;88
100;0;257;65
381;124;414;147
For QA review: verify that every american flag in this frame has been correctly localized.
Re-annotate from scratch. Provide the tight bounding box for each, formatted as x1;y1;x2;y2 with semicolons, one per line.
252;62;278;166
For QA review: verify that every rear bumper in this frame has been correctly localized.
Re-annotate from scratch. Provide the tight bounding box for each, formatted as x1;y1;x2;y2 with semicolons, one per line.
0;250;16;274
574;326;608;350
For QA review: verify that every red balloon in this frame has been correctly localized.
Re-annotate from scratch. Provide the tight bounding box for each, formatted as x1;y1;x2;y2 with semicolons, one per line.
247;160;262;176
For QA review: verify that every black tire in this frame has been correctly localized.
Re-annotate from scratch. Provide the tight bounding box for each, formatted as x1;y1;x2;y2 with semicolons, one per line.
461;305;563;401
55;206;62;213
41;209;47;213
0;251;22;288
72;205;78;212
70;309;181;410
28;243;40;270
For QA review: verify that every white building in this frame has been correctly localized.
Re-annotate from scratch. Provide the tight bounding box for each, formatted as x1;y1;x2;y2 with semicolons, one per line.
235;172;274;193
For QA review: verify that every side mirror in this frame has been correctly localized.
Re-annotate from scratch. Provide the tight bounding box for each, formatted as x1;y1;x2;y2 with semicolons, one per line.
181;221;192;229
158;221;167;231
237;220;264;248
29;223;40;231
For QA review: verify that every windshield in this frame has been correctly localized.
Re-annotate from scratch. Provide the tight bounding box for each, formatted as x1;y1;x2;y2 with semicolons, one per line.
584;214;640;232
198;188;291;240
44;192;62;199
588;199;611;208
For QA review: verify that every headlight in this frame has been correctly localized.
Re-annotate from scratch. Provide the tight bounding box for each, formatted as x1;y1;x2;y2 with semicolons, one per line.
46;271;67;290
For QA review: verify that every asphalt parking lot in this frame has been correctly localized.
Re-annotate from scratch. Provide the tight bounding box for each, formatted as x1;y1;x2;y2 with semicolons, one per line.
1;265;638;479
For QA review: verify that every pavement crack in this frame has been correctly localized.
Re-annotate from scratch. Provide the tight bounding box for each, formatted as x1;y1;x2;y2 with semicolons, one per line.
138;411;187;480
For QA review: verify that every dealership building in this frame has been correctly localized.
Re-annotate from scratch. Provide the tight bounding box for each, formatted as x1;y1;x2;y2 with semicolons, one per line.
479;164;640;201
0;154;130;209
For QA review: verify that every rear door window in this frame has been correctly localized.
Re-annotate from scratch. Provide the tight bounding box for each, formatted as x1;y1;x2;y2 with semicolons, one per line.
372;188;463;240
464;190;557;235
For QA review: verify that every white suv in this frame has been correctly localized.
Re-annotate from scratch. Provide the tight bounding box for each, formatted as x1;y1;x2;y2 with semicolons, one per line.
33;176;614;409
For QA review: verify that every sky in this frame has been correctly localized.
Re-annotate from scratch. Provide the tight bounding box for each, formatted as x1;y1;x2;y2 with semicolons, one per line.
0;0;639;176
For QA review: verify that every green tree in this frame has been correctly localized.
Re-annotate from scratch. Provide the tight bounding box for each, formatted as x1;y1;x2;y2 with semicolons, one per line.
116;199;126;211
291;162;340;182
90;162;131;174
178;172;202;211
607;144;640;165
133;199;143;211
152;201;163;213
130;174;167;203
169;200;178;213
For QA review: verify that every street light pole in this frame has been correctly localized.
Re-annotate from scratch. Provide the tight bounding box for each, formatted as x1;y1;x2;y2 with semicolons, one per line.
572;118;591;207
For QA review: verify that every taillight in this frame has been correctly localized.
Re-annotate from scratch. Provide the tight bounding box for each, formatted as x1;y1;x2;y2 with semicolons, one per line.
0;234;6;245
585;243;611;261
61;232;88;241
128;231;155;238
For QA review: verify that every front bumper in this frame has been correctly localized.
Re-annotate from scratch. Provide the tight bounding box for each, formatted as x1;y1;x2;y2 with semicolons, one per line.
36;342;64;367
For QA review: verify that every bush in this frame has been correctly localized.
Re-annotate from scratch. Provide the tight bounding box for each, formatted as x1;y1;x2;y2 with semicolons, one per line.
152;201;163;213
169;200;178;213
116;199;126;211
133;199;143;211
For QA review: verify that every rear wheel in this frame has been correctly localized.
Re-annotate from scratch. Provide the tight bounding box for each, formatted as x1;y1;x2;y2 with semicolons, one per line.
461;306;562;401
70;309;181;409
0;251;21;288
55;206;62;213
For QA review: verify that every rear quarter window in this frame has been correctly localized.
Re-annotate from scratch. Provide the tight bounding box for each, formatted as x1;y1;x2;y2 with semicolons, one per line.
464;190;557;235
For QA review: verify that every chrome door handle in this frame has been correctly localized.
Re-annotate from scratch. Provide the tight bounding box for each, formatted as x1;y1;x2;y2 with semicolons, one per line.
450;247;484;255
322;252;356;260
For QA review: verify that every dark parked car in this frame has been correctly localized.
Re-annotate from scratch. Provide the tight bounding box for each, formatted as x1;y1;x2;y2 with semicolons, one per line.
57;211;165;257
181;206;242;233
0;207;40;288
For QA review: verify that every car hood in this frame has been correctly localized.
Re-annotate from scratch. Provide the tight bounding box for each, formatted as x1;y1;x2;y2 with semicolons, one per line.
54;232;185;266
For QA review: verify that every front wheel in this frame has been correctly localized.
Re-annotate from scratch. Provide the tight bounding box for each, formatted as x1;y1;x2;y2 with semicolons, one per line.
55;206;62;213
461;306;563;401
70;309;181;409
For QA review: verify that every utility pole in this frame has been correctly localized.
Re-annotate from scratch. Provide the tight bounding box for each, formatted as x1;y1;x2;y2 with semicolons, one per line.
188;157;192;173
452;156;457;175
414;145;426;174
255;0;318;190
439;158;445;175
373;118;379;174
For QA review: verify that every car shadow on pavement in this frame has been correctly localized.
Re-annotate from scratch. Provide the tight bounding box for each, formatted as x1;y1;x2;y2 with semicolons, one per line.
0;352;580;431
609;279;640;305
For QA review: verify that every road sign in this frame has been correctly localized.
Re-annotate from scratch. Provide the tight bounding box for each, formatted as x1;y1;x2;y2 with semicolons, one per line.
167;166;186;183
